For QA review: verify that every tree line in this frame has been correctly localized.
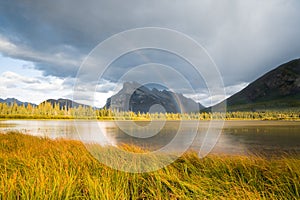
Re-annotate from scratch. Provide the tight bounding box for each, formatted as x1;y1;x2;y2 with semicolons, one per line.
0;102;299;120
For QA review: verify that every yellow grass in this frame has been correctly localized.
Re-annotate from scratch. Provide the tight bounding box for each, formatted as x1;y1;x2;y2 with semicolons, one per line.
0;132;299;199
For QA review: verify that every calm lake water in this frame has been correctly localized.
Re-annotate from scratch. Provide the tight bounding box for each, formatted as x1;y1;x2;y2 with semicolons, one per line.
1;120;300;156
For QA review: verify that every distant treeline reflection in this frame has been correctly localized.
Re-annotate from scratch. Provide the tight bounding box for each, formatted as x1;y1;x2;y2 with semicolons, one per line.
0;102;299;120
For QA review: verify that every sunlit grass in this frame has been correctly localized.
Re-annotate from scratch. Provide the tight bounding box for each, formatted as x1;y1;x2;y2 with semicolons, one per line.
0;132;299;199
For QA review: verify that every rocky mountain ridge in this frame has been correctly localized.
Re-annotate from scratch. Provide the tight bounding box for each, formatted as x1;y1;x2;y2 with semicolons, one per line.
104;82;204;113
212;58;300;111
2;58;300;112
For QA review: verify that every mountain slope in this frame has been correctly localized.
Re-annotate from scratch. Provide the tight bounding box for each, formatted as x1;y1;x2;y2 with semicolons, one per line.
105;82;204;113
41;98;89;109
0;98;36;107
217;58;300;111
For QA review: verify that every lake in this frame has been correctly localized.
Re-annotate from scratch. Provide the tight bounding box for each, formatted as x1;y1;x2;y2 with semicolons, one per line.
1;120;300;156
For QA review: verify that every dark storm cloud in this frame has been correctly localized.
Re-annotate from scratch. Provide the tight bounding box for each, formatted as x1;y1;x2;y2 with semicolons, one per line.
1;0;300;94
103;49;206;88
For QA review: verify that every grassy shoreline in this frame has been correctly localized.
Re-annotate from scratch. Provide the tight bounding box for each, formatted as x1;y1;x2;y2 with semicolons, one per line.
0;132;299;199
1;117;300;122
1;101;300;121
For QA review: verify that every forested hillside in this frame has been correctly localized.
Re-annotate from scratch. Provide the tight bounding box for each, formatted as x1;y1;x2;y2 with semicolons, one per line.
0;102;299;120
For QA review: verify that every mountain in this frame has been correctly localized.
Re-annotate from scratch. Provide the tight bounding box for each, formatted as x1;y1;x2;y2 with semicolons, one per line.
213;58;300;111
104;82;205;113
41;98;89;109
2;58;299;113
0;98;36;107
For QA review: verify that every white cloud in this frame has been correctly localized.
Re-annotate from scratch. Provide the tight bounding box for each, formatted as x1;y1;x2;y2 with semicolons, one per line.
0;71;73;104
0;0;300;105
1;71;40;84
225;82;249;97
186;82;249;107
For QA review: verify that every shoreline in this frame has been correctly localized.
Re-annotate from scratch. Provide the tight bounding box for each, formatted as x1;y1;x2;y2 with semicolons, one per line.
0;132;299;199
1;118;300;122
1;131;300;158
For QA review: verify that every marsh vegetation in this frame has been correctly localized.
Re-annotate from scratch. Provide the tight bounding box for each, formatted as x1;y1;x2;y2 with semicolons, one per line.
0;132;299;199
0;102;299;120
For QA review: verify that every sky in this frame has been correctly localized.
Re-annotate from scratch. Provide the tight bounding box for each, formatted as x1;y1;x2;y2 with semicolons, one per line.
0;0;300;107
